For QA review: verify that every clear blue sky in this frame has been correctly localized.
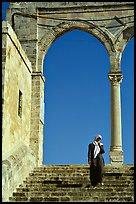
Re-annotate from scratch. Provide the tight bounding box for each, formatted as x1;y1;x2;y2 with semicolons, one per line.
2;2;134;165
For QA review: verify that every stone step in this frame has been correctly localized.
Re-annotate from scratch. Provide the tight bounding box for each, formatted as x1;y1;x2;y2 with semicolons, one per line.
23;177;133;185
9;194;134;202
9;192;134;202
14;187;133;195
21;183;133;191
26;174;133;181
32;165;134;173
22;181;133;189
29;171;134;176
18;184;133;193
16;185;133;192
10;187;134;195
34;163;134;167
72;195;134;202
32;164;134;170
30;171;134;179
82;196;134;202
20;175;134;186
27;170;134;177
13;193;133;200
103;196;134;202
9;164;134;202
32;169;134;175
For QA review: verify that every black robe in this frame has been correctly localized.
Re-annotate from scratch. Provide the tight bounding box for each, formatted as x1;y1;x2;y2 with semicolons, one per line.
88;142;105;186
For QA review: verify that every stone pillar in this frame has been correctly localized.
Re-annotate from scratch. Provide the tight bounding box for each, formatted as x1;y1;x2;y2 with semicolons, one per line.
30;71;45;166
108;72;123;164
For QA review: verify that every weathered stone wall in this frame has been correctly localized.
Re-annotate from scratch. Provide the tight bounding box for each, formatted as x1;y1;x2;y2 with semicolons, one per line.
2;21;32;152
2;21;36;202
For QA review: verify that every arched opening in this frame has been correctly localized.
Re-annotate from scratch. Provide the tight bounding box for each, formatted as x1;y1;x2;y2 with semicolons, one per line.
42;29;110;165
121;37;134;164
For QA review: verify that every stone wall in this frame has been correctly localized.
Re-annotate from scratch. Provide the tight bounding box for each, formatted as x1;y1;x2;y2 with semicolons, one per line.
2;21;32;153
2;21;36;202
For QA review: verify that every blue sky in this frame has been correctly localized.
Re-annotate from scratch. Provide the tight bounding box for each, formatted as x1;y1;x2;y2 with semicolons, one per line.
2;2;134;165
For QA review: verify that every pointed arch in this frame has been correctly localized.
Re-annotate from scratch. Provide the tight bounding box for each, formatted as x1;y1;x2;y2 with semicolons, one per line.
113;26;134;69
38;21;114;73
42;29;110;164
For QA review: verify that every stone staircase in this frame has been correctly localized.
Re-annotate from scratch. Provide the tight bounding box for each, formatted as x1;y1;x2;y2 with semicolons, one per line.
9;164;134;202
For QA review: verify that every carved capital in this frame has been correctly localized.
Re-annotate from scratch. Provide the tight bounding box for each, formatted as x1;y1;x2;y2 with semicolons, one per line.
108;73;123;85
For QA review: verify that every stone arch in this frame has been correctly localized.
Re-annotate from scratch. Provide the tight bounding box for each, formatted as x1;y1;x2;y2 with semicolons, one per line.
38;20;114;73
37;21;134;166
42;29;110;164
114;26;134;69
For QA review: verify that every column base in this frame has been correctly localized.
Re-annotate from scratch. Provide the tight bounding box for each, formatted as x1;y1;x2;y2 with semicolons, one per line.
110;149;123;164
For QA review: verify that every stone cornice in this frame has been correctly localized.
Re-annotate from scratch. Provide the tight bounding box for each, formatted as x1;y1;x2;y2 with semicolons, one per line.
31;71;45;83
10;2;134;9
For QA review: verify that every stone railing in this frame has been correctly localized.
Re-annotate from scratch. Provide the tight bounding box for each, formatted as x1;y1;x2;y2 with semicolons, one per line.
2;143;36;202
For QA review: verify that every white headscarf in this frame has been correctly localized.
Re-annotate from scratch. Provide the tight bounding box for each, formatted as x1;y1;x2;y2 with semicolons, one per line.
93;134;103;158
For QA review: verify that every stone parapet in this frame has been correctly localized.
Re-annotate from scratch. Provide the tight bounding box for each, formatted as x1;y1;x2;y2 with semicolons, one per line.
2;143;36;202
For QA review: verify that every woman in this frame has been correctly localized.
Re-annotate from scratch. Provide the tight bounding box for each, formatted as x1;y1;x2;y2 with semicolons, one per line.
88;134;105;187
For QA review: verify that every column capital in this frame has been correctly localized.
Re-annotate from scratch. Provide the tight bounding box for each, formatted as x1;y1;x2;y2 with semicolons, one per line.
108;72;123;85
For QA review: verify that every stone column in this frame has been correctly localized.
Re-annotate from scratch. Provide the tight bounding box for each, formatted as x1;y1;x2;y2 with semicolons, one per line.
108;72;123;164
30;71;45;166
